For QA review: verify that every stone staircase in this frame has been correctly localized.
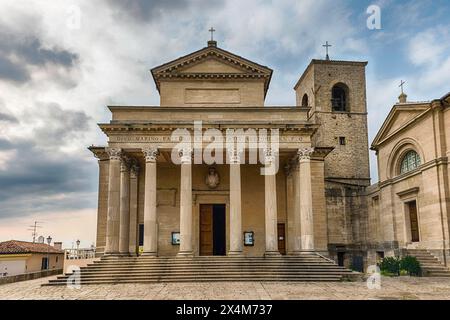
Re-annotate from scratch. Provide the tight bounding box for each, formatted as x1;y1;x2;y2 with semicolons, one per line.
406;249;450;277
44;253;359;286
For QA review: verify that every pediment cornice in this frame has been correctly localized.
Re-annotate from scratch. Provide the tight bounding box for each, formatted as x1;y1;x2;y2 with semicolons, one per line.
151;45;273;97
371;103;429;149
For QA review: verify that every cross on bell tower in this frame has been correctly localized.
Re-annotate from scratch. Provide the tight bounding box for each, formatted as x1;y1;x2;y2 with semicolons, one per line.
323;41;332;60
399;80;406;94
398;80;407;103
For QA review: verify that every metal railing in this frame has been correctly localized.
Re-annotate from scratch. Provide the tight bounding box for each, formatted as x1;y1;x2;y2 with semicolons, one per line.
65;248;96;260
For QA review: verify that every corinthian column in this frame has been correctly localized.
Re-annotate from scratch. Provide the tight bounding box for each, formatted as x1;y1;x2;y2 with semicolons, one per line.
178;147;193;256
292;161;302;253
128;161;139;255
228;147;242;256
142;147;159;256
264;148;280;256
298;147;315;252
105;148;122;255
119;156;131;255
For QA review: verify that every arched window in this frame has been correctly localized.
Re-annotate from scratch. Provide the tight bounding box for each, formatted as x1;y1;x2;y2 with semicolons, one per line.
301;94;309;107
400;150;421;174
331;83;348;112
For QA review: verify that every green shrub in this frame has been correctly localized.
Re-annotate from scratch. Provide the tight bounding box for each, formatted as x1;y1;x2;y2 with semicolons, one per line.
378;256;422;277
400;255;422;276
378;257;400;276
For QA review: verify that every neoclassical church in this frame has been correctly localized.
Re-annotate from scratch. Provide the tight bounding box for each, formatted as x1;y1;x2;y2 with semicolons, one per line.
367;91;450;272
88;38;450;274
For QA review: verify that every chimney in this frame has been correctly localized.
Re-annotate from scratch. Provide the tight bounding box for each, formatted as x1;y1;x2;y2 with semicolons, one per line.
53;242;62;250
398;92;407;103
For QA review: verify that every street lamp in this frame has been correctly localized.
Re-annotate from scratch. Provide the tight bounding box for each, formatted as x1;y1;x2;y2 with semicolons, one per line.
76;239;81;259
46;236;52;270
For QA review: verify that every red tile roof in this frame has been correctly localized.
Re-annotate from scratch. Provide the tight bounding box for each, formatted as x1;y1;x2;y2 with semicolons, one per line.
0;240;64;255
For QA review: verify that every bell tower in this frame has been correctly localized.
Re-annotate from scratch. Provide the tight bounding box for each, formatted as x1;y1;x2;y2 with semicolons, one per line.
294;59;370;186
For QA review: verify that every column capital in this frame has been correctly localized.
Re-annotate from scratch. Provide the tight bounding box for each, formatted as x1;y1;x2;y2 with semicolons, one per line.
228;146;242;164
92;149;109;161
179;147;193;164
143;147;159;163
263;147;279;164
297;147;315;161
106;147;122;161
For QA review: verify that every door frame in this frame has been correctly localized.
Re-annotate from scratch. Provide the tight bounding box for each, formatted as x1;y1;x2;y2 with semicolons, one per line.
199;204;214;256
403;198;421;244
277;223;286;255
199;203;227;256
193;191;230;256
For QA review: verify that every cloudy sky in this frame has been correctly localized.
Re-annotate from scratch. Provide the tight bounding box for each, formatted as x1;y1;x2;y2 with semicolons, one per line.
0;0;449;248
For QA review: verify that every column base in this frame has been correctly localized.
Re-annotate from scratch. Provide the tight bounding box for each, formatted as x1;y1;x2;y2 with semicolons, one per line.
227;251;243;257
117;252;131;257
141;252;158;257
177;251;194;257
264;251;282;257
299;250;315;255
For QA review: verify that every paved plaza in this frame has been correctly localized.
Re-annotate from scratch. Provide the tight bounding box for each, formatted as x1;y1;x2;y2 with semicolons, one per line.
1;276;450;300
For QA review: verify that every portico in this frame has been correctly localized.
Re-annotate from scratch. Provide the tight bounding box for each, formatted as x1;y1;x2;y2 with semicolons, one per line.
90;128;327;257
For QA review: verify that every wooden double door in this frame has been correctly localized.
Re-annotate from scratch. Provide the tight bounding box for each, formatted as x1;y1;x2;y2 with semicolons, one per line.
408;201;420;242
200;204;226;256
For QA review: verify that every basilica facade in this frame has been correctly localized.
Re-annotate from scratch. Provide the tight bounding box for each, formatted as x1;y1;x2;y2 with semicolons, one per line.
89;39;450;272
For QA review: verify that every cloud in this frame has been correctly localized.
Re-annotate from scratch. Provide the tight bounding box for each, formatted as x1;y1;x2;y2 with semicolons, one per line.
107;0;222;22
408;27;449;66
0;27;79;83
0;102;96;219
0;55;30;82
22;102;92;147
0;139;97;218
0;111;18;123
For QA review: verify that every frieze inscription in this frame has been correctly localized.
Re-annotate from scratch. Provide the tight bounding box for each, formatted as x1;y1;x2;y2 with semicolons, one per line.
110;135;303;143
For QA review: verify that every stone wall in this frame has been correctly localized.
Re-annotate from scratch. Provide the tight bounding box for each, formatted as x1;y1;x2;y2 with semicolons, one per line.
0;269;62;285
160;80;265;107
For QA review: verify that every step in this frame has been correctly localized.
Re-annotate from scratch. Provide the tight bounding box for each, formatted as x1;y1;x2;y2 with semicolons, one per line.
73;270;349;276
73;269;350;275
45;254;356;286
81;263;341;270
42;277;342;286
49;274;344;282
427;273;450;277
93;258;329;264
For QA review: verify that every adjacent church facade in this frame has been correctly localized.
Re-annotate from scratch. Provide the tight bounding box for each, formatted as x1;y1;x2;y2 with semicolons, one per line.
89;39;450;271
368;92;450;266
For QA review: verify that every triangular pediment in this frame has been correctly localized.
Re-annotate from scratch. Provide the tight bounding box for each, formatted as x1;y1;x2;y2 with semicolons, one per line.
371;103;429;148
151;44;273;96
178;57;247;74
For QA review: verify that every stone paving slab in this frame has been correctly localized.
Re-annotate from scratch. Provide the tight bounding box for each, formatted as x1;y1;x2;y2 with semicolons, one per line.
0;276;450;300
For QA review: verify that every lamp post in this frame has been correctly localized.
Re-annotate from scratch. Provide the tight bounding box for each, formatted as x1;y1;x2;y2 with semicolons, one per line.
76;239;80;259
46;236;52;270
